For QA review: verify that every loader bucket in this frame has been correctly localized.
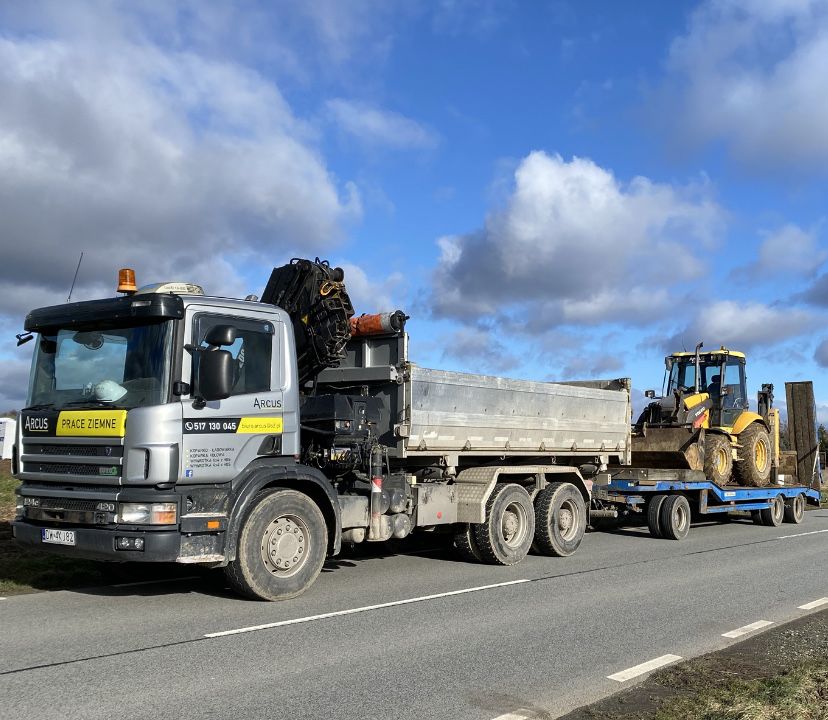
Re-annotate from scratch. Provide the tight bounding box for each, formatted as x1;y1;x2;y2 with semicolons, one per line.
631;427;705;471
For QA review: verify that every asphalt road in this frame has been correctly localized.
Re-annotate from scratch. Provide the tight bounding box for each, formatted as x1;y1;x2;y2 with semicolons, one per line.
2;508;827;720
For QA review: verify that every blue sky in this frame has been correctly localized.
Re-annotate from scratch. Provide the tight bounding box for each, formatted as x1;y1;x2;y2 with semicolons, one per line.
1;0;827;421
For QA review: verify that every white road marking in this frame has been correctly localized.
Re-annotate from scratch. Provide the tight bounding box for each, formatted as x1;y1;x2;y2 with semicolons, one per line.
492;711;541;720
777;529;828;540
722;620;774;638
607;654;682;682
206;579;531;638
798;597;828;610
112;576;200;588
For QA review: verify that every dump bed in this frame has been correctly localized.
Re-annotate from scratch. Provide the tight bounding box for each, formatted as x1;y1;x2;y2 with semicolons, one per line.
316;330;631;464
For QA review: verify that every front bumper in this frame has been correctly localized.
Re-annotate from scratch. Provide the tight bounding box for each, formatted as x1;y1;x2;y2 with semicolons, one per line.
11;521;182;562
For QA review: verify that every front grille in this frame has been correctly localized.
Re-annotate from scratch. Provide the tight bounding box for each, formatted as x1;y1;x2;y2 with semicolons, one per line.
26;444;123;458
38;497;101;512
31;462;121;478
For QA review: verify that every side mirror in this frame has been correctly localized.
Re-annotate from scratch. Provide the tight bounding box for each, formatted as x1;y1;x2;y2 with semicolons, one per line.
198;349;234;401
204;324;237;347
644;389;656;398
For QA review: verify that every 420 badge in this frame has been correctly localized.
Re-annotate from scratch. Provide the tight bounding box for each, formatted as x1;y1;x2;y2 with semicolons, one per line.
182;417;283;434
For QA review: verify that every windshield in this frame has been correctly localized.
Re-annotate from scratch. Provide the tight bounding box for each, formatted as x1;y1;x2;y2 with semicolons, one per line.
26;321;174;410
665;356;746;402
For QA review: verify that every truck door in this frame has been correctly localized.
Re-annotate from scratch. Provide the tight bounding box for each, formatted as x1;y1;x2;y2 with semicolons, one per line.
179;307;290;484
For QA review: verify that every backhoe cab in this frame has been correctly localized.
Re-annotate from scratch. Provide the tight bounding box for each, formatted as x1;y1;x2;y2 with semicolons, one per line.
634;344;777;487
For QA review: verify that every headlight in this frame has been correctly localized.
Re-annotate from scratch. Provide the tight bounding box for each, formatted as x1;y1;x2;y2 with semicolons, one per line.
118;502;177;525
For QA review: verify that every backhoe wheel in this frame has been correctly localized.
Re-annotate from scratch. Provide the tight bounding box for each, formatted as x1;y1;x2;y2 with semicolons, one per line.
658;495;691;540
533;482;586;557
783;494;806;524
225;489;327;601
647;494;668;538
734;424;772;487
474;483;535;565
704;434;733;487
758;495;784;527
453;523;485;562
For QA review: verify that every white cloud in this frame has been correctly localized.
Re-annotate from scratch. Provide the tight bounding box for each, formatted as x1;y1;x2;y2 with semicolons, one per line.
430;151;723;327
664;0;828;173
440;328;521;374
338;263;406;315
327;99;439;150
749;223;827;277
0;6;361;324
668;300;816;352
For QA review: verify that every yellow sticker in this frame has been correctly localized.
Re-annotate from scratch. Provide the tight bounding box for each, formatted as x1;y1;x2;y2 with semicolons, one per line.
56;410;128;437
236;416;283;434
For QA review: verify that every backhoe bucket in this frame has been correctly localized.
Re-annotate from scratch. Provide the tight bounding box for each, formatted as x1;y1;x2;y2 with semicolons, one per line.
631;427;705;471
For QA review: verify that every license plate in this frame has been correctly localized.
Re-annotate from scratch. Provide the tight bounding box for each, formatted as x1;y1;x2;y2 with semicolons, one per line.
41;528;76;546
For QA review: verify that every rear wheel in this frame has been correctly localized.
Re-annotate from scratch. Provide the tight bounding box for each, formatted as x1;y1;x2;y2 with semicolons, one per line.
659;495;692;540
704;434;733;486
533;482;586;557
647;494;668;538
758;495;784;527
453;523;485;562
734;424;772;487
783;494;806;524
225;489;328;601
474;483;535;565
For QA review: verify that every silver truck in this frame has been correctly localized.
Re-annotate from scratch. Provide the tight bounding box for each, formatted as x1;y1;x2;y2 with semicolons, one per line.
12;259;631;600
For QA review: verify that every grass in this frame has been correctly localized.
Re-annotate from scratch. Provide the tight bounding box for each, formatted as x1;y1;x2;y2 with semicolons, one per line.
0;462;113;594
654;662;828;720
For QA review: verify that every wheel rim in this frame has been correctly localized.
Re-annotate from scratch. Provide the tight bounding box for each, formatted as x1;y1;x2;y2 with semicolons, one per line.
754;437;768;471
501;501;529;548
773;497;784;523
260;514;309;577
715;447;728;474
672;503;689;532
795;495;805;519
558;499;580;541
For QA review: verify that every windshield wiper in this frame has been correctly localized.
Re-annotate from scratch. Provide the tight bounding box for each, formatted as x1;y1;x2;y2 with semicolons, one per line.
62;400;128;409
22;402;56;411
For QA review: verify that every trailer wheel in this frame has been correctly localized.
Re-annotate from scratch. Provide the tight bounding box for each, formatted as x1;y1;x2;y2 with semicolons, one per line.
474;483;535;565
225;489;327;601
658;495;691;540
783;494;806;524
647;495;668;538
733;424;772;487
751;510;765;526
704;434;733;486
453;524;484;562
533;482;586;557
758;494;784;527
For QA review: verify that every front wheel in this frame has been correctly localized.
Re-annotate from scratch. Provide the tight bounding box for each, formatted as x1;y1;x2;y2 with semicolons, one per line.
758;495;784;527
704;434;733;487
225;489;328;601
659;495;691;540
474;483;535;565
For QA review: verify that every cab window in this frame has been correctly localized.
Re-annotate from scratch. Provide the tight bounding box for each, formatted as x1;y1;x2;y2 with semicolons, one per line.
193;315;273;395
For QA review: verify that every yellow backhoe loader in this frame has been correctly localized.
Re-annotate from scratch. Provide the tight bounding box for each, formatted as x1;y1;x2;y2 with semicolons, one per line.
633;343;778;487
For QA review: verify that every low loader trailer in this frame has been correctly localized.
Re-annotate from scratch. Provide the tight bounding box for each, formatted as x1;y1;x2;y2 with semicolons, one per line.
11;259;631;600
591;469;820;540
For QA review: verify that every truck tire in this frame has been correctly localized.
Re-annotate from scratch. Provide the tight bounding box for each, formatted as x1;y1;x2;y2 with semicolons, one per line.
758;495;784;527
783;493;806;524
453;523;484;562
647;494;667;538
533;482;586;557
225;488;327;601
734;424;772;487
658;494;691;540
474;483;535;565
704;434;733;487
